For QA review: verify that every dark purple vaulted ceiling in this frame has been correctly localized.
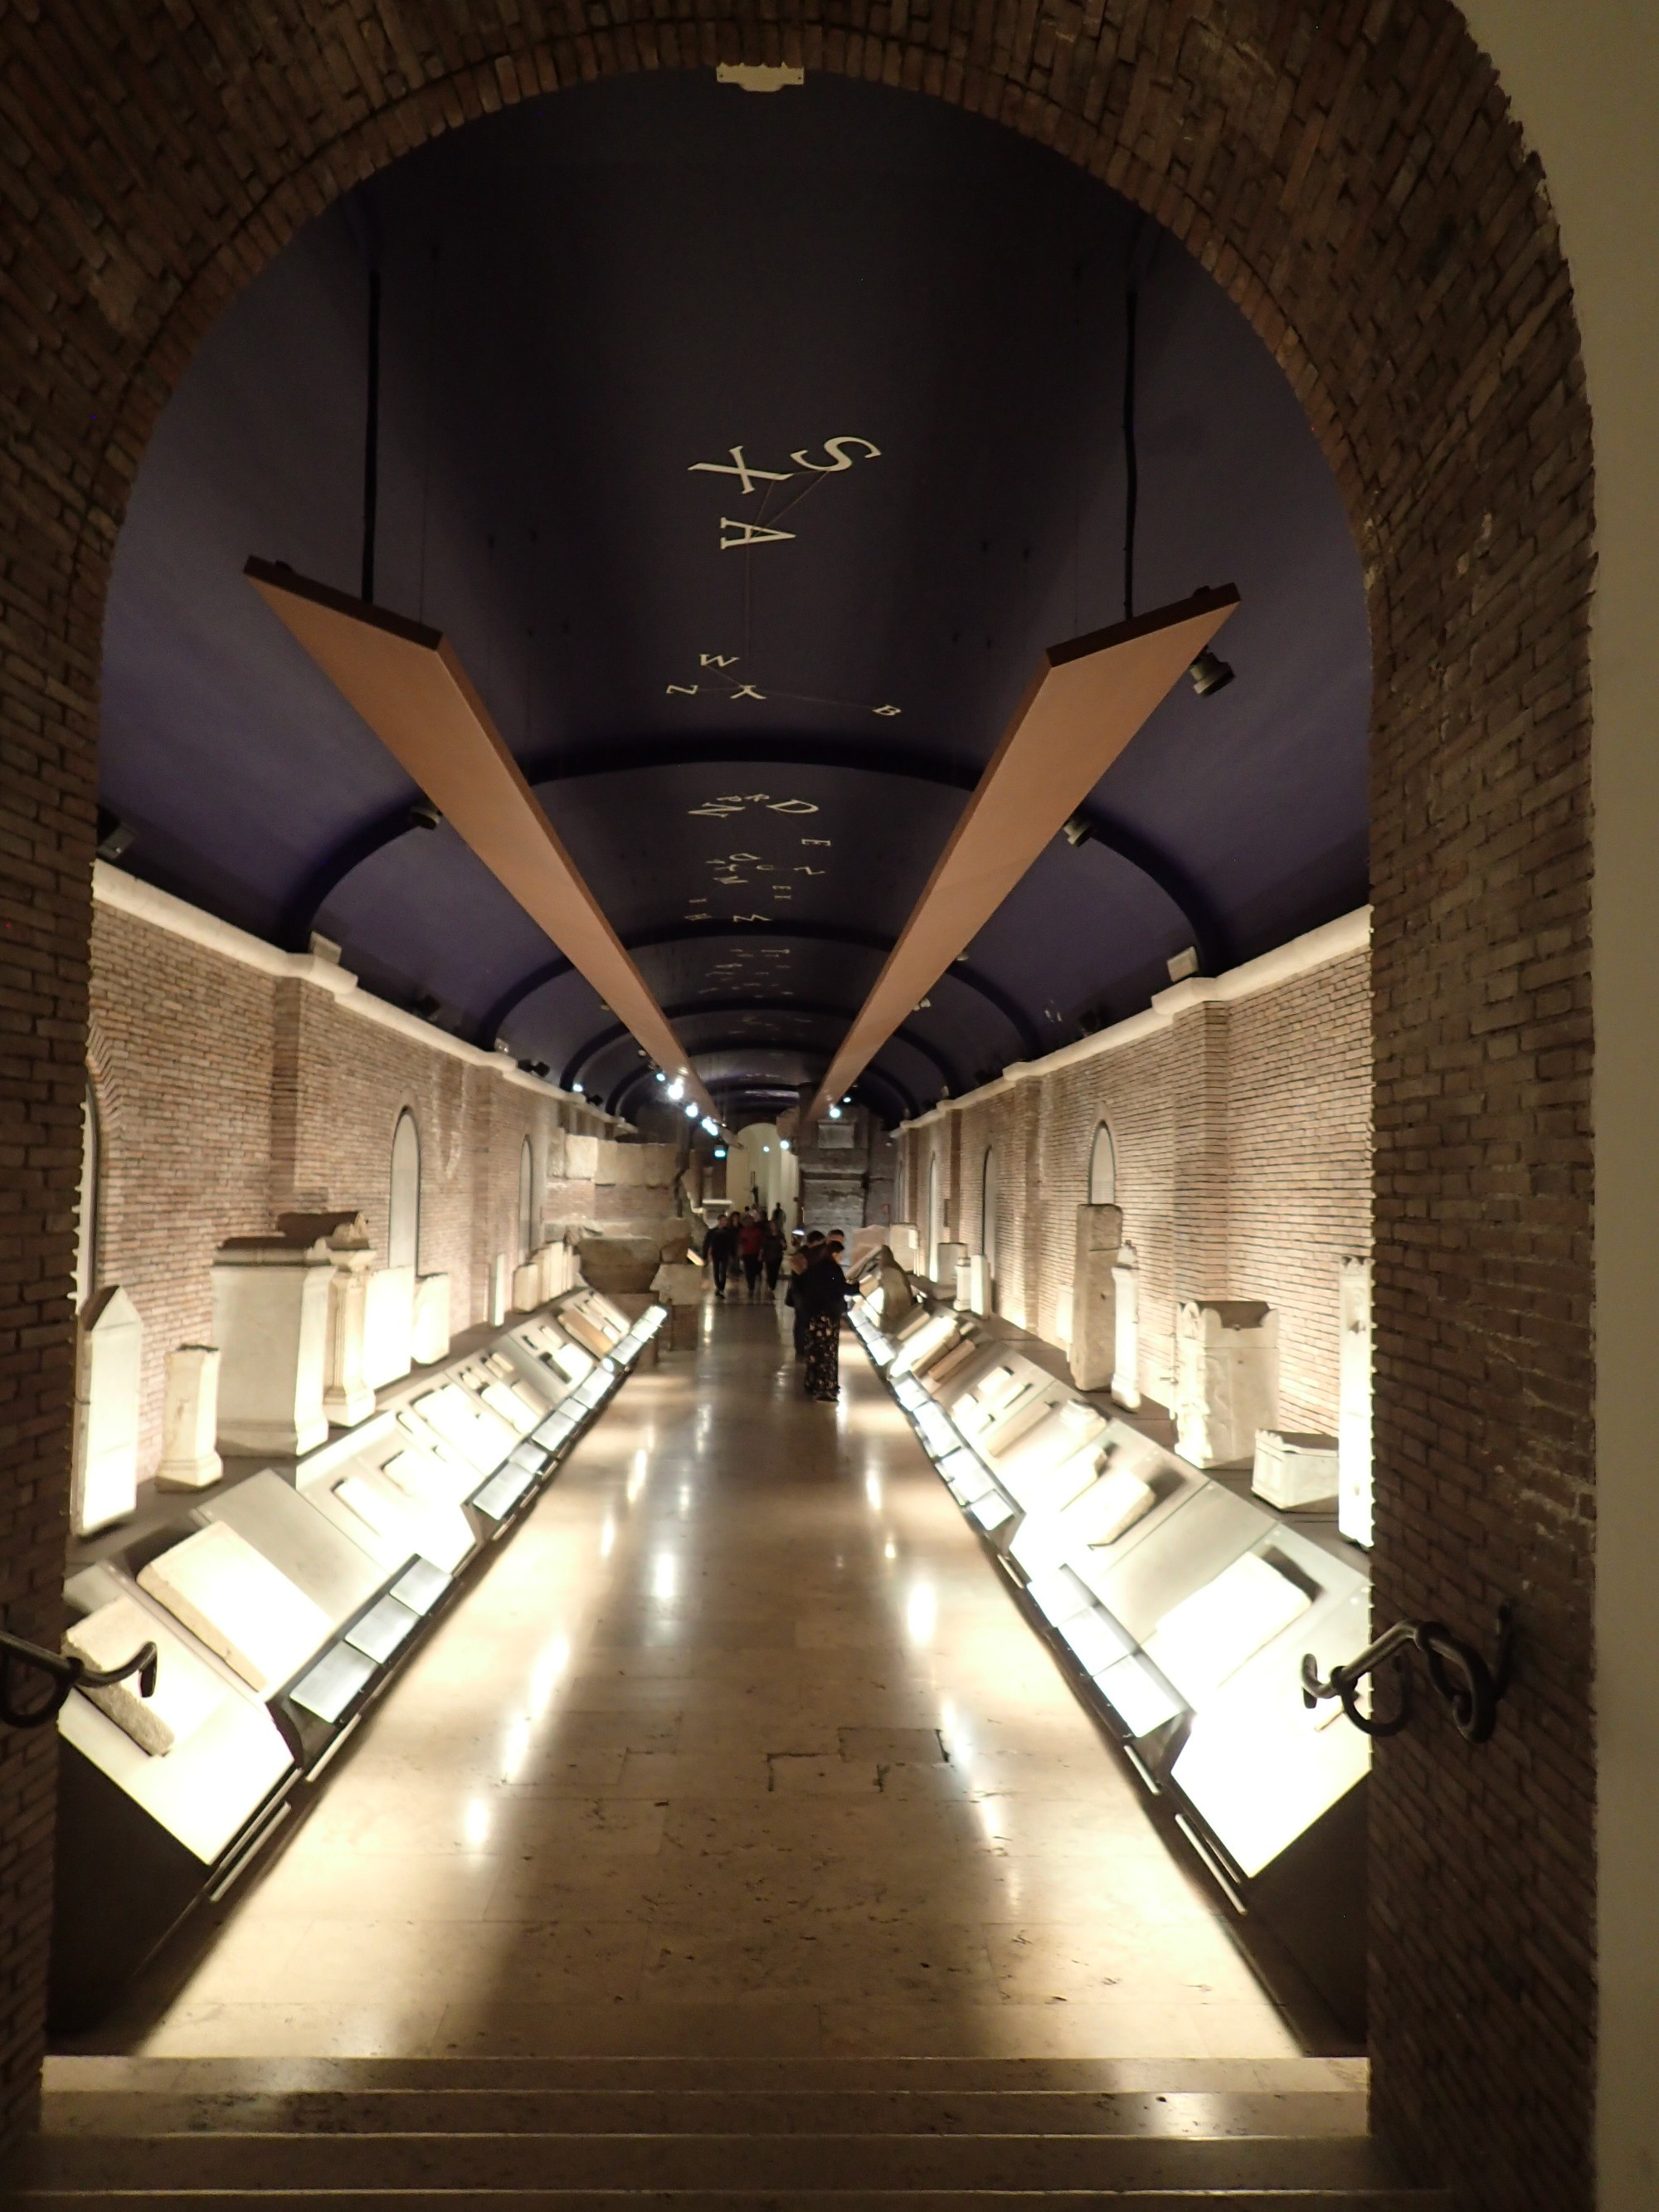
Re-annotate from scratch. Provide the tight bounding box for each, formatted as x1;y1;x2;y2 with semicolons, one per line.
99;71;1370;1127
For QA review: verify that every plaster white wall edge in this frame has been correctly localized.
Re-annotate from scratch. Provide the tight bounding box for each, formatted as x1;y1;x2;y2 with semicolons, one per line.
898;906;1370;1132
91;861;624;1127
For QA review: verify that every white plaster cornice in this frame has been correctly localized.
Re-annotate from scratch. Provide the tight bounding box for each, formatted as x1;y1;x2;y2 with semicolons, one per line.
898;908;1370;1132
92;862;624;1127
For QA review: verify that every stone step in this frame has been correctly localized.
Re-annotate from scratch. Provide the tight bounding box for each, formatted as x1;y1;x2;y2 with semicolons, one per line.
40;2087;1369;2140
0;2190;1455;2210
42;2055;1366;2097
14;2130;1399;2193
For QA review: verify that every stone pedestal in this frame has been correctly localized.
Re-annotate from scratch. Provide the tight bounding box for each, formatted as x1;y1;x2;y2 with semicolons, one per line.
489;1255;508;1328
1111;1243;1141;1409
1175;1298;1278;1467
888;1223;922;1274
157;1345;222;1491
71;1285;144;1534
363;1264;416;1390
512;1260;542;1312
279;1213;377;1429
411;1273;451;1366
212;1237;333;1457
936;1240;967;1290
1069;1203;1124;1391
1337;1255;1374;1546
962;1253;991;1316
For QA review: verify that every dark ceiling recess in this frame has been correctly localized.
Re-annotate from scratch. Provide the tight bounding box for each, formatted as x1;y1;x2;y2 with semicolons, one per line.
100;71;1370;1123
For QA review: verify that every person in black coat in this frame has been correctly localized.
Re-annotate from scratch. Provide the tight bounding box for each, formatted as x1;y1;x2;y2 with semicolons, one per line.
795;1240;849;1401
703;1212;738;1299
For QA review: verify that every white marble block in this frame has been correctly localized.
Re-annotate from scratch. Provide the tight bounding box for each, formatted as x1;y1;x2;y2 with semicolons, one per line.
71;1284;144;1534
315;1218;376;1426
1253;1428;1340;1508
888;1223;922;1274
411;1272;451;1366
566;1133;599;1181
157;1345;222;1491
489;1255;508;1327
1175;1298;1278;1468
1111;1243;1141;1409
936;1239;967;1289
512;1259;542;1311
1069;1203;1123;1391
362;1264;416;1391
1337;1255;1374;1546
212;1237;333;1458
963;1253;991;1315
67;1596;224;1756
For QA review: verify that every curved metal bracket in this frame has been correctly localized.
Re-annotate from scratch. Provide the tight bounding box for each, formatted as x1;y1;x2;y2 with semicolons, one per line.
1301;1605;1515;1746
0;1622;158;1732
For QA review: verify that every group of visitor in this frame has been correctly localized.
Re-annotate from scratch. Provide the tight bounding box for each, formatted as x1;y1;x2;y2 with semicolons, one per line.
698;1206;850;1402
702;1205;786;1302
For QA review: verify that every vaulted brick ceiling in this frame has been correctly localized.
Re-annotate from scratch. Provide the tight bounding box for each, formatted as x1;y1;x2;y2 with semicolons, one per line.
98;70;1369;1125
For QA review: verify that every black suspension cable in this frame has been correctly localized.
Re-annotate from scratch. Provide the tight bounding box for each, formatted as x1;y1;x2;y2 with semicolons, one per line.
1121;283;1139;624
361;266;382;605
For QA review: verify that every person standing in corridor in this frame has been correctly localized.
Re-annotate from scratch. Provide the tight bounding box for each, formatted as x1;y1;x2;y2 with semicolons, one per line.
737;1211;766;1300
761;1215;786;1296
797;1235;849;1402
704;1211;737;1300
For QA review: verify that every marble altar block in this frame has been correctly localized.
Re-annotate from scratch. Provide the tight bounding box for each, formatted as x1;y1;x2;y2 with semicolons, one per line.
1175;1298;1278;1468
1253;1428;1340;1508
489;1255;508;1328
1111;1242;1141;1409
362;1264;416;1391
71;1284;144;1534
411;1272;451;1366
1337;1255;1374;1546
212;1235;333;1457
157;1344;222;1490
279;1211;377;1427
512;1260;541;1313
1069;1203;1124;1391
888;1223;922;1274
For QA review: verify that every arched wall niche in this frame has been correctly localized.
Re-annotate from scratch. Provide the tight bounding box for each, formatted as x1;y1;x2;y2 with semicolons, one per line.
387;1108;422;1273
1087;1122;1117;1208
0;12;1592;2210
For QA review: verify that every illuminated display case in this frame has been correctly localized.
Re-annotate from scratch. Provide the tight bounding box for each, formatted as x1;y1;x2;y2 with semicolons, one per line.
854;1281;1373;2034
50;1290;664;2032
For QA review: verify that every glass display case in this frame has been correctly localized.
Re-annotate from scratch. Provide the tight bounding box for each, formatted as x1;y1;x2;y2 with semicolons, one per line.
50;1289;664;2030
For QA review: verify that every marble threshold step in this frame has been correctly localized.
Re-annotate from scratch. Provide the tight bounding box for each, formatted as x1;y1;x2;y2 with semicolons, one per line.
41;2088;1371;2139
12;2132;1417;2193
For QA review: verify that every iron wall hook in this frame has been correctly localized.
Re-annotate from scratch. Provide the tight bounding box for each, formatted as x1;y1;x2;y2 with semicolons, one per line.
1302;1605;1514;1746
0;1621;158;1732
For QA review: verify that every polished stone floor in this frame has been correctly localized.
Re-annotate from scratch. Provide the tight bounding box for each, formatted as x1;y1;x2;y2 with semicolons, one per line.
124;1300;1300;2063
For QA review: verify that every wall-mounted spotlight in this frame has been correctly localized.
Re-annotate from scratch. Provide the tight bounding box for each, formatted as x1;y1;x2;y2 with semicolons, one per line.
828;1104;843;1121
407;795;442;831
714;1146;727;1159
683;1100;698;1119
666;1078;685;1102
700;1116;718;1135
572;1081;584;1094
654;1070;667;1083
1062;812;1095;849
1189;647;1234;696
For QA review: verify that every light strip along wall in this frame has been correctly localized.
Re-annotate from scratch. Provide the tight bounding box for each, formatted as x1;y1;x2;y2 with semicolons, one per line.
246;560;718;1122
805;587;1239;1123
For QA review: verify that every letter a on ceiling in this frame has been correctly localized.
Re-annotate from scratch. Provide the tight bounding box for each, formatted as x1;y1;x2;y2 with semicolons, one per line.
805;586;1240;1123
245;559;718;1119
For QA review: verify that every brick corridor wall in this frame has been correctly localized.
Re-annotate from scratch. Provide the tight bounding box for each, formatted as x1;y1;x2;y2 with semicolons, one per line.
86;899;581;1478
911;938;1370;1431
0;7;1593;2202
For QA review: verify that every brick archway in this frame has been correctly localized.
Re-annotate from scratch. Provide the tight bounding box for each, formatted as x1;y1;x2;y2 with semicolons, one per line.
0;10;1593;2208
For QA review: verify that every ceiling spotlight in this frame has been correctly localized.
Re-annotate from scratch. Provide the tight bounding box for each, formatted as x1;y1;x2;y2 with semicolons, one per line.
780;1139;790;1152
572;1081;584;1094
828;1104;843;1121
654;1070;667;1083
714;1146;727;1159
1189;648;1234;697
666;1078;685;1102
700;1116;718;1134
407;794;442;831
684;1100;698;1119
1062;812;1094;849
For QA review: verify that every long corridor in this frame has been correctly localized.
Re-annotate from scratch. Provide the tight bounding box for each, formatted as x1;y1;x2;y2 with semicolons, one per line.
109;1303;1301;2064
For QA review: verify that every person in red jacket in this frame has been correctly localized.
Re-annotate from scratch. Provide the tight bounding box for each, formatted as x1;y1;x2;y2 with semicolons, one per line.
737;1211;766;1300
